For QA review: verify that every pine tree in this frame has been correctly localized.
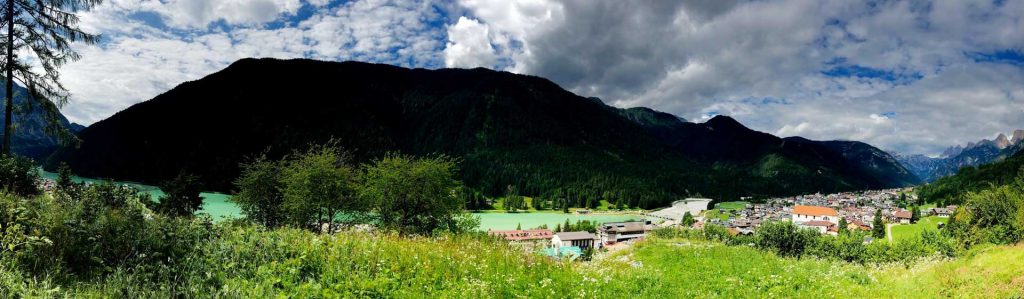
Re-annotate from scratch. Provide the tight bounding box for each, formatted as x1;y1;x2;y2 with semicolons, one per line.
872;209;885;238
554;223;561;233
838;217;848;234
1;0;101;155
516;223;521;230
55;161;74;191
911;205;921;223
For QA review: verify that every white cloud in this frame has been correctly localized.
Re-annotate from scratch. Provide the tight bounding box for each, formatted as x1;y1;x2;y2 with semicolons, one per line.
61;0;447;124
443;16;497;68
456;0;1024;155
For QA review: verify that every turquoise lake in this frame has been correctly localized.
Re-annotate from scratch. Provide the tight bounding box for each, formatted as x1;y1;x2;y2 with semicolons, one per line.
41;171;648;230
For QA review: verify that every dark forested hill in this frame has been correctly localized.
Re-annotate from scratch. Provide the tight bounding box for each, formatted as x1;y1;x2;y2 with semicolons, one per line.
0;84;84;160
48;58;915;208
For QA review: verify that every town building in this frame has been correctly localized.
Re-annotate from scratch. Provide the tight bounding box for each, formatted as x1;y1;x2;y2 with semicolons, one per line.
598;220;654;245
552;231;598;250
791;205;839;225
488;229;554;250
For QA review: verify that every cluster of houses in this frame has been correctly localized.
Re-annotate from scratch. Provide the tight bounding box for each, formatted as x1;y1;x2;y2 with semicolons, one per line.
701;188;958;236
487;220;655;259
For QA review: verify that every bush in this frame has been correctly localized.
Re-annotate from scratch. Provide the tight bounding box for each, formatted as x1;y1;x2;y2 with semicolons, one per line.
945;183;1024;246
11;182;213;279
0;155;39;196
156;171;204;217
754;221;819;258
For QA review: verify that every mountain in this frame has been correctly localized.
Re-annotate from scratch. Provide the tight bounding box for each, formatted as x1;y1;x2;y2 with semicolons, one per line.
918;148;1024;205
614;107;920;188
0;84;85;160
894;131;1024;182
48;58;915;207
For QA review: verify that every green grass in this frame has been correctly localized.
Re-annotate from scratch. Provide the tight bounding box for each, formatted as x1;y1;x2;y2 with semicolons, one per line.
714;201;749;211
701;201;747;221
3;227;1023;298
891;216;947;242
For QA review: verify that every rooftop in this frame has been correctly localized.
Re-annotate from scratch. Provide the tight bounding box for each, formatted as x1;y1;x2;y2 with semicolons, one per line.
793;205;838;217
556;231;597;240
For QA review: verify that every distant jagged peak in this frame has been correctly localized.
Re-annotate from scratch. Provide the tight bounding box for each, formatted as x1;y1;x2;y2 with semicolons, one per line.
995;133;1011;149
941;144;964;158
1012;130;1024;145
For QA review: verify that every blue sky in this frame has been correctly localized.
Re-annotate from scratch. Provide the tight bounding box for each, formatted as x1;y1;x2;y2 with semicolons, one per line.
59;0;1024;156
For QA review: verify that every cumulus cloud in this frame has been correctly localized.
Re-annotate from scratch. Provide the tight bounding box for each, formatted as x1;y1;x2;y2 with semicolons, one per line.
61;0;447;124
443;17;498;68
455;0;1024;155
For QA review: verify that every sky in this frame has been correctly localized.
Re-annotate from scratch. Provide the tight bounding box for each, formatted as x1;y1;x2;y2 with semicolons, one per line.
57;0;1024;156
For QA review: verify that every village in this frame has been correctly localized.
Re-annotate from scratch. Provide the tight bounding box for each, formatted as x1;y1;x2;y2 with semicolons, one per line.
486;188;959;260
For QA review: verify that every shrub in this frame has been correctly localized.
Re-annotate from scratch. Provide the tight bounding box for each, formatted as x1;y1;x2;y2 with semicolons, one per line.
0;155;39;196
156;171;204;217
753;221;818;258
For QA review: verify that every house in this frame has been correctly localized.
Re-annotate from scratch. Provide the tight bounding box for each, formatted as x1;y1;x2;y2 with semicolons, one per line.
797;220;836;235
791;205;839;225
893;210;911;224
488;229;554;250
552;231;598;250
598;221;654;244
929;207;952;217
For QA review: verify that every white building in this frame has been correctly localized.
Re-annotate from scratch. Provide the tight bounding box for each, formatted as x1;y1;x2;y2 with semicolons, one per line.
552;231;598;250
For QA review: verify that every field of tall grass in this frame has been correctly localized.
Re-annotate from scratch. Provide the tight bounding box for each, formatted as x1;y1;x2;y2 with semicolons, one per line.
2;224;1021;298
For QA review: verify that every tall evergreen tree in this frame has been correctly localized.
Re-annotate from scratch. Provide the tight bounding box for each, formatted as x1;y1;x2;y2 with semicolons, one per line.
1;0;101;155
872;209;885;238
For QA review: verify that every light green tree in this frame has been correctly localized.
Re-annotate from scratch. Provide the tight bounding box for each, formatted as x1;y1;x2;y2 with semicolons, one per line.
280;145;361;232
360;153;468;235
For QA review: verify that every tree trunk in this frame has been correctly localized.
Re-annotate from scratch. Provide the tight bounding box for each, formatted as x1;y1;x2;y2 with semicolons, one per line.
2;0;14;156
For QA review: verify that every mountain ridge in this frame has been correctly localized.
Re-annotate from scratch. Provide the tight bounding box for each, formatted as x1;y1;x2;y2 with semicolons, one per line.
48;58;917;207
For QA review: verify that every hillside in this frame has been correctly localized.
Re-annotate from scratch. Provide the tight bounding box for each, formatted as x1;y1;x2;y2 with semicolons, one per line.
895;131;1024;182
918;149;1024;204
0;84;84;160
49;58;914;207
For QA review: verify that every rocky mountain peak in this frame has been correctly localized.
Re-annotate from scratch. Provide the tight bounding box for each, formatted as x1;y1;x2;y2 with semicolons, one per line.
995;133;1011;149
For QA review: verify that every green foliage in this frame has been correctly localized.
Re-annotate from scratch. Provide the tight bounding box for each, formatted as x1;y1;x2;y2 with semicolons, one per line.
561;219;598;233
945;183;1024;246
502;185;526;212
754;221;819;258
156;171;204;217
0;155;39;196
872;209;885;238
360;153;468;235
838;217;848;234
681;211;695;227
280;145;361;231
911;205;921;223
231;154;284;228
3;183;213;279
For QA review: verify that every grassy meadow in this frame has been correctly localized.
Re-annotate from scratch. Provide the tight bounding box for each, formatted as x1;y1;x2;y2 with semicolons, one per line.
4;227;1020;298
890;216;948;242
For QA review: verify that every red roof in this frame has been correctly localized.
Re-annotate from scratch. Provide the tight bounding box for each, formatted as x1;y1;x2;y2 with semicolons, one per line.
793;205;838;217
488;229;554;241
894;210;912;219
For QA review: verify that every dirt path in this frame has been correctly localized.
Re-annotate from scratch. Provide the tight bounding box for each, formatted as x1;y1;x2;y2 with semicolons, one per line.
886;223;895;242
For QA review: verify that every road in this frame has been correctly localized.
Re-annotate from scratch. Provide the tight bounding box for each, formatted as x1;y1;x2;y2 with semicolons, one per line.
886;223;895;242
